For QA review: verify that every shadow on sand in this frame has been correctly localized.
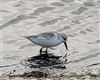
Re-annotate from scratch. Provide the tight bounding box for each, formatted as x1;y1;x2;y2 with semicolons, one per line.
26;53;66;69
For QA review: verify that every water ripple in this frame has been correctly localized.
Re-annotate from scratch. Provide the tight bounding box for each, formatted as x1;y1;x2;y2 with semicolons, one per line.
39;18;63;26
84;2;96;7
66;52;100;64
30;7;55;16
71;6;88;15
51;2;64;7
0;15;36;29
61;0;74;3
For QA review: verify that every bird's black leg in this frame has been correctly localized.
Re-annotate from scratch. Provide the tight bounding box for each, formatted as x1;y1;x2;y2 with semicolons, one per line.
40;47;48;55
40;47;43;55
45;48;48;55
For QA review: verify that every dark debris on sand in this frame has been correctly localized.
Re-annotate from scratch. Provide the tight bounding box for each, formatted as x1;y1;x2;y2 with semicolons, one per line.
9;71;48;78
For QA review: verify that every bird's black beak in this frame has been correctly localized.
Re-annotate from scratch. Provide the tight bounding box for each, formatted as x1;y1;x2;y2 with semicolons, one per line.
64;42;68;50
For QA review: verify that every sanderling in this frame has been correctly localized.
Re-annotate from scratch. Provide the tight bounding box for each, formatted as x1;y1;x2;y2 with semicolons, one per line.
25;32;68;55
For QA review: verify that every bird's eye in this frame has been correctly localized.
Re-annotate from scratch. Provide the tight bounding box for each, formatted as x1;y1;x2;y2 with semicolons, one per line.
63;37;66;40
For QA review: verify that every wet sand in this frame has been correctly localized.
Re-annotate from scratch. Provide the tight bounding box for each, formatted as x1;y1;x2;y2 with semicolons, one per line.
0;0;100;80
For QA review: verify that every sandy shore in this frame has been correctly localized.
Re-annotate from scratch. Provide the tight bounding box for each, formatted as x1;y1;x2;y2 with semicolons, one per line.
0;75;100;80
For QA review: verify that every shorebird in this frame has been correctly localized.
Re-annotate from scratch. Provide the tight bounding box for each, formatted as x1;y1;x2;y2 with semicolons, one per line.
25;32;68;55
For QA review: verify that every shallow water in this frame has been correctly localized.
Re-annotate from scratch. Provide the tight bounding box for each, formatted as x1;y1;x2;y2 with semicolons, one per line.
0;0;100;77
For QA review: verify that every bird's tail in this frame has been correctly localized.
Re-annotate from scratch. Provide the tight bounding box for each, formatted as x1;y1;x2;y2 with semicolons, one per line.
22;35;37;39
24;35;38;44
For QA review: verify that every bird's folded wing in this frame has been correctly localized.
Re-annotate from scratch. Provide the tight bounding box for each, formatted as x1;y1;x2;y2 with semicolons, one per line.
38;32;55;39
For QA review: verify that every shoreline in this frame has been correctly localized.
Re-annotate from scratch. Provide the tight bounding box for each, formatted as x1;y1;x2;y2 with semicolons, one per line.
0;75;100;80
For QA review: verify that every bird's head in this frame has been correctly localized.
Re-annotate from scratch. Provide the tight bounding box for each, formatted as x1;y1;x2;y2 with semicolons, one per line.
61;33;68;50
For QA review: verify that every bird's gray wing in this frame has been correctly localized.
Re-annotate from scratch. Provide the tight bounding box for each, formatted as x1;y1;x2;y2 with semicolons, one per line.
38;32;55;40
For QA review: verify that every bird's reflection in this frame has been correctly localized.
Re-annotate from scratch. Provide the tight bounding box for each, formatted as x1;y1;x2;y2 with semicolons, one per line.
25;53;66;69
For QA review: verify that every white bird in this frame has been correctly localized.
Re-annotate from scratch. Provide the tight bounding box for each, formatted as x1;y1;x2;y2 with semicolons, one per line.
25;32;68;55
